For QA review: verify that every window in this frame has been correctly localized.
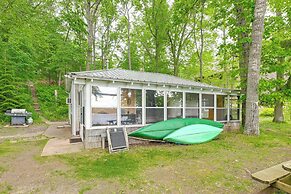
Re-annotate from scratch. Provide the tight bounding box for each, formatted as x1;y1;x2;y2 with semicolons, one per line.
202;94;214;120
230;96;240;120
186;109;199;118
91;86;117;126
216;95;228;121
146;90;164;124
185;93;199;118
121;89;142;107
217;109;228;121
121;89;142;125
202;94;214;107
167;91;183;107
202;108;214;120
146;90;164;107
167;91;183;119
146;108;164;124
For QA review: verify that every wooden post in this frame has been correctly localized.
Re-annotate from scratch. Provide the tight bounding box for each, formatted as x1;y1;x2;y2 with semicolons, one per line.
142;89;146;126
214;94;217;121
71;82;77;136
164;90;167;121
182;91;186;118
84;83;91;132
199;92;202;119
117;87;121;126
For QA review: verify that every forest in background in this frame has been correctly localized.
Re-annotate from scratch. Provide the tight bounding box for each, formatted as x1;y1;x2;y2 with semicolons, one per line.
0;0;290;123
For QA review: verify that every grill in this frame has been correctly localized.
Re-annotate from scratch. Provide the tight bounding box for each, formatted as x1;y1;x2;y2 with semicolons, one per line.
5;109;32;125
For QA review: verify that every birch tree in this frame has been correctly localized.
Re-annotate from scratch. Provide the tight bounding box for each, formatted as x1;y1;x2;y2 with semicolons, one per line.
245;0;267;135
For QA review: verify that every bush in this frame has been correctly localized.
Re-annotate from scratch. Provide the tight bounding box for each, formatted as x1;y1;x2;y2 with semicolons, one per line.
36;84;68;121
259;107;274;117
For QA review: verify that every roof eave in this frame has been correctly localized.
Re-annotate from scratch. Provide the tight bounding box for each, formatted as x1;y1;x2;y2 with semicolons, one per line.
66;73;241;94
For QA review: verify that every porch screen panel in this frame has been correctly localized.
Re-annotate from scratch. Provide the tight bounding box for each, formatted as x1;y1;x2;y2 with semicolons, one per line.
91;86;117;126
167;91;183;119
202;94;214;120
146;90;164;124
185;93;199;118
216;95;228;121
230;96;240;120
121;88;142;125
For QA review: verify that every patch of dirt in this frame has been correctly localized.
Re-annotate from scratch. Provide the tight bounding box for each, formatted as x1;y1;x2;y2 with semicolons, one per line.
0;140;124;193
0;124;48;139
142;147;291;194
0;143;73;193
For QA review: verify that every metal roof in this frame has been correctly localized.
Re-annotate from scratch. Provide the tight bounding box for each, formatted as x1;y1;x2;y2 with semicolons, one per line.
67;69;232;91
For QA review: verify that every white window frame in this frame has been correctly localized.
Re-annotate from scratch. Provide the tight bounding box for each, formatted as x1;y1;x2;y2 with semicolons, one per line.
185;92;200;119
91;86;118;127
166;91;183;120
216;94;228;122
201;93;215;120
145;89;165;124
120;88;143;125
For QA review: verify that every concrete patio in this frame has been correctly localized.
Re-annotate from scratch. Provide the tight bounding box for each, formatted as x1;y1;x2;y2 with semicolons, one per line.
42;123;83;156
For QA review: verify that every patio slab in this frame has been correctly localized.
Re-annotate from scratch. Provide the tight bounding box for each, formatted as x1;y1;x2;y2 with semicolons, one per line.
41;138;83;156
44;123;71;139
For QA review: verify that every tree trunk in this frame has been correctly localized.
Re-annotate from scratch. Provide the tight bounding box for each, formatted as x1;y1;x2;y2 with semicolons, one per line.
273;57;285;122
93;22;97;69
155;36;159;73
84;0;101;71
273;12;285;123
244;0;266;135
235;3;250;127
199;0;205;81
126;4;131;70
273;101;284;122
173;59;178;76
85;1;94;71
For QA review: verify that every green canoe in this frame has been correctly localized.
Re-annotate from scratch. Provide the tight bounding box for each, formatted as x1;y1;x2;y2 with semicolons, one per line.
163;124;223;144
129;118;224;140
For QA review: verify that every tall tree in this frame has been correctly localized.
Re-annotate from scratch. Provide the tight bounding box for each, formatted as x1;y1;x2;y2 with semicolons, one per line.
245;0;267;135
84;0;101;71
141;0;169;73
119;0;134;70
193;0;205;81
234;0;253;126
167;0;198;76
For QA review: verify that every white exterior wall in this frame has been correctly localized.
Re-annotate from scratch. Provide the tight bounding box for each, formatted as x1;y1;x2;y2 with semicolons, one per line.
69;78;241;136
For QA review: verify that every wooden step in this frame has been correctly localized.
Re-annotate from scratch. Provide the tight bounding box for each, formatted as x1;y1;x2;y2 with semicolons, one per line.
70;136;82;143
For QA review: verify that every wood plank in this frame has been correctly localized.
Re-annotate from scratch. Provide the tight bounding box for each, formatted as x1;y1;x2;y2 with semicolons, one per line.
283;161;291;172
251;162;290;184
271;175;291;193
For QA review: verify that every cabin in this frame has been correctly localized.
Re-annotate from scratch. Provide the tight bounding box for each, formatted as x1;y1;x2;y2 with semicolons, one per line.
65;69;241;148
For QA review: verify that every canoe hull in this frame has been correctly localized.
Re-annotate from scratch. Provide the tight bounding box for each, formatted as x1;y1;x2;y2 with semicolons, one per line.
163;124;223;144
129;118;224;140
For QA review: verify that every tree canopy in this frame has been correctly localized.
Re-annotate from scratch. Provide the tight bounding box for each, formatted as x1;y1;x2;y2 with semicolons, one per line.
0;0;290;124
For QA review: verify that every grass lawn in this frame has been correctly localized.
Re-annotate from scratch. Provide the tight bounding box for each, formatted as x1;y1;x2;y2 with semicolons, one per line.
0;117;290;193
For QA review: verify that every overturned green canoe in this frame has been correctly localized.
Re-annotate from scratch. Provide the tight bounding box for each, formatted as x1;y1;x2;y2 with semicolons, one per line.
163;124;223;144
129;118;224;140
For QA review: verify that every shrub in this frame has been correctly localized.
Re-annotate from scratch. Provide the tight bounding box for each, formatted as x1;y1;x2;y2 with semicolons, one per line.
259;107;274;117
36;84;68;121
